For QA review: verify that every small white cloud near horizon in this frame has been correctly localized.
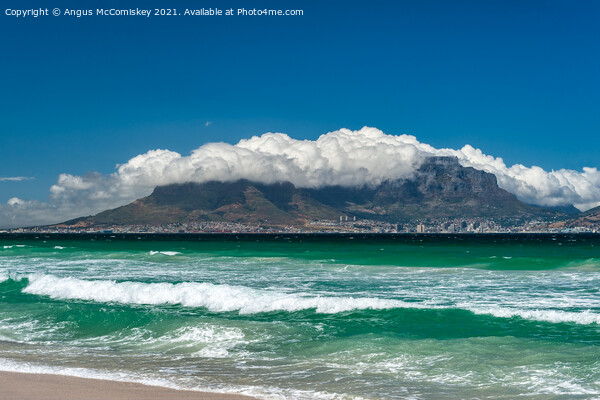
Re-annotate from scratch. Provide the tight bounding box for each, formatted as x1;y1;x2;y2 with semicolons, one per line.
7;197;25;206
1;126;599;228
0;176;34;182
205;121;213;127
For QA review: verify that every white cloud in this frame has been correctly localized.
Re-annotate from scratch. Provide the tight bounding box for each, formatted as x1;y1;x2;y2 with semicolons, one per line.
0;176;34;182
1;127;599;228
7;197;24;206
435;145;600;211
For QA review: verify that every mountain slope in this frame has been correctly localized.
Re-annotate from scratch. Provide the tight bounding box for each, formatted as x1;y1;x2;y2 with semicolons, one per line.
549;205;600;229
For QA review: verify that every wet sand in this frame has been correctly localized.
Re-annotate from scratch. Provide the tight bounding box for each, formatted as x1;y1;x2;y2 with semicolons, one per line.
0;371;257;400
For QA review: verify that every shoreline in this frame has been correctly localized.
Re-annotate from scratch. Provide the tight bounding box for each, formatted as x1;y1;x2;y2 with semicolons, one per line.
0;371;257;400
1;232;597;239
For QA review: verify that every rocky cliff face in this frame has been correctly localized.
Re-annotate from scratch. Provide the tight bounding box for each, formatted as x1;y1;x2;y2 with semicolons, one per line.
61;156;569;227
306;157;550;220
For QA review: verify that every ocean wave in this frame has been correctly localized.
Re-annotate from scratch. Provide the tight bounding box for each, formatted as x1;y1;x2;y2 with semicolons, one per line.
0;334;21;344
17;274;600;324
70;324;250;358
161;325;247;358
149;251;181;256
2;245;28;250
22;274;423;314
464;305;600;325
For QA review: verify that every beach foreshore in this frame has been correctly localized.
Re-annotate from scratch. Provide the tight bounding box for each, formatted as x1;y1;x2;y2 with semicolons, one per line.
0;371;257;400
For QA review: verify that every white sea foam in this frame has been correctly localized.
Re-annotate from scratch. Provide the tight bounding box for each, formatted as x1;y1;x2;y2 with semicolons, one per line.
0;358;219;395
168;325;247;358
54;246;66;249
464;305;600;325
149;251;181;256
0;317;75;344
22;274;423;314
70;324;251;358
0;335;19;344
0;358;355;400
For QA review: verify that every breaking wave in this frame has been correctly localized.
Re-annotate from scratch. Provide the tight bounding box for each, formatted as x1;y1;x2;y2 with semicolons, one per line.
149;251;182;256
22;274;410;314
15;274;600;324
465;306;600;325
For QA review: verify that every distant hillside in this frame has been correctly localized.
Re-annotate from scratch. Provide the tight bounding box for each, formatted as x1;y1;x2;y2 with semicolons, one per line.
58;157;570;227
549;205;600;229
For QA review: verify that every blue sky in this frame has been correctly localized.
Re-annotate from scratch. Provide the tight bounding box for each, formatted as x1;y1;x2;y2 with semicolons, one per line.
1;0;599;205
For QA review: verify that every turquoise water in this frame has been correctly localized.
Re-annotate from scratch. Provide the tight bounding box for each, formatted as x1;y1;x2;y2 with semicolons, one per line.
0;233;599;399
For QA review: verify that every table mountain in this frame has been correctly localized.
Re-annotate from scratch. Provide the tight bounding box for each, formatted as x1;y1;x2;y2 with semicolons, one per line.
60;156;569;227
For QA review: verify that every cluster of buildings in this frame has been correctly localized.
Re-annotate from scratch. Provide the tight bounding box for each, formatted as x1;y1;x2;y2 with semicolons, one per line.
406;218;596;233
2;216;597;234
4;221;294;234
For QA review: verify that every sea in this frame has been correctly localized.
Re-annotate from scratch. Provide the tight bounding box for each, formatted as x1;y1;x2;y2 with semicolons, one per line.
0;233;599;399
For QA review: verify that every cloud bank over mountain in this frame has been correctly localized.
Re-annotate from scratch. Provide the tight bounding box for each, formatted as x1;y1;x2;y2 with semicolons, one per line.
2;127;600;228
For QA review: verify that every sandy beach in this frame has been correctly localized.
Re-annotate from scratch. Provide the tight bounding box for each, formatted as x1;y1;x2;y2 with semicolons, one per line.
0;371;257;400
